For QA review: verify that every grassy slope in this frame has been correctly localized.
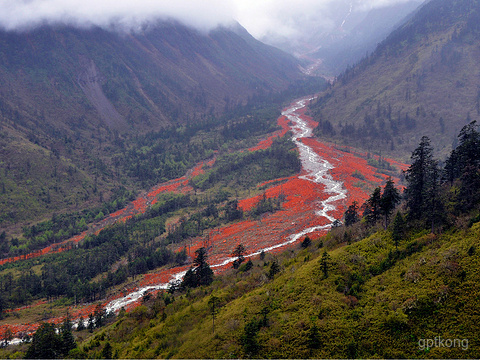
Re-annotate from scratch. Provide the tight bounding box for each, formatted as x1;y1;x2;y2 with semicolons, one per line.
0;130;99;228
76;222;480;359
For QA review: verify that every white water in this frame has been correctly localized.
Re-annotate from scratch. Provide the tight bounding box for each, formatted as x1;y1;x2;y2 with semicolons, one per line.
104;98;346;313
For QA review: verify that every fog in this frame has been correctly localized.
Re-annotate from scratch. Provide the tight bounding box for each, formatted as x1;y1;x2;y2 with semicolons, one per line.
0;0;236;31
0;0;422;35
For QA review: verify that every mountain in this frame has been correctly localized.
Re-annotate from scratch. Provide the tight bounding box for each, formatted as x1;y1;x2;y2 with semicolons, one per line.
0;21;301;133
258;0;423;76
313;1;423;74
309;0;480;160
0;21;306;228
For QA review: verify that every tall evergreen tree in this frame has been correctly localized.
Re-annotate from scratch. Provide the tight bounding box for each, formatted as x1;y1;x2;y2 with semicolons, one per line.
321;250;331;278
208;295;219;334
380;177;401;229
392;212;406;249
365;187;382;226
181;247;214;288
344;201;360;226
425;160;442;233
404;136;435;221
25;323;62;359
60;316;77;356
232;244;246;269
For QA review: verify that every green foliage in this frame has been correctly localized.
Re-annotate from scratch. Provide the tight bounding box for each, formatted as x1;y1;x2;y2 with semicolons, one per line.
321;250;331;278
181;248;214;288
309;0;480;159
241;318;261;356
344;201;360;226
392;212;406;248
267;258;280;280
25;321;76;359
232;244;246;269
301;236;312;248
192;136;301;191
70;218;480;359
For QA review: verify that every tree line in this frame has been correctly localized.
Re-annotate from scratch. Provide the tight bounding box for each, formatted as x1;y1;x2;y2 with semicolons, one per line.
344;120;480;235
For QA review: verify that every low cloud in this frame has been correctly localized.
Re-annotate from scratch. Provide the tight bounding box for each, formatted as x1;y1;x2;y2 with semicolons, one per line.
0;0;236;31
0;0;422;34
235;0;423;40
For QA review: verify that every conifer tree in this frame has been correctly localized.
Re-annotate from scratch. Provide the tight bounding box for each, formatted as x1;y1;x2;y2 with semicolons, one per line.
344;201;360;226
380;177;401;229
405;136;435;221
365;187;382;226
60;316;77;356
392;212;406;249
181;247;214;288
25;323;63;359
321;250;331;278
232;244;246;269
208;295;219;334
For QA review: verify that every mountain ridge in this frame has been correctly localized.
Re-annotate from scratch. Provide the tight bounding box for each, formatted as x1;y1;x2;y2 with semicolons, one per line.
0;21;309;228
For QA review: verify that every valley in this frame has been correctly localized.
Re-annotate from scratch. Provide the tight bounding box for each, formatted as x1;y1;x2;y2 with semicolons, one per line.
1;0;480;357
0;96;405;345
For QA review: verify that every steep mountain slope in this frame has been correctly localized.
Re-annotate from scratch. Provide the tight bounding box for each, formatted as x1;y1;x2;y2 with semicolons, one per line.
258;0;422;76
0;21;301;134
309;0;480;160
314;1;422;74
0;21;305;228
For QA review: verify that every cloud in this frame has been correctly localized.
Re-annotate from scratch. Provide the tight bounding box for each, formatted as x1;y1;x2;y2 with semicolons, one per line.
0;0;422;34
0;0;236;31
234;0;423;40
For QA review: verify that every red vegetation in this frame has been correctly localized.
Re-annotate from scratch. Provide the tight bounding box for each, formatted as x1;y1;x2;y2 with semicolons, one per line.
0;98;408;341
249;115;290;151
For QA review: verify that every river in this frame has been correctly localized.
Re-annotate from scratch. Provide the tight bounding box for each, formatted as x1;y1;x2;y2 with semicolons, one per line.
105;97;347;313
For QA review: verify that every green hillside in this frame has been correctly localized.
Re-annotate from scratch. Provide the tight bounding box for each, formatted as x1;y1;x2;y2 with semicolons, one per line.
59;222;480;359
310;0;480;160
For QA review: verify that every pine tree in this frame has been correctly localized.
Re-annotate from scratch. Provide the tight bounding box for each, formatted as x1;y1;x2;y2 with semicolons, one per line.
321;250;331;278
208;295;219;333
60;316;77;356
365;187;382;225
380;177;401;229
267;258;280;280
405;136;435;221
25;323;62;359
76;316;85;331
392;212;406;249
301;236;312;248
232;244;246;269
307;323;322;350
344;201;360;226
101;341;113;359
425;160;442;233
241;318;260;356
181;247;214;288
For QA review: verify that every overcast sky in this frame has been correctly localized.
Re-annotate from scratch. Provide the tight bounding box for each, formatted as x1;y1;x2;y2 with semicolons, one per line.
0;0;421;37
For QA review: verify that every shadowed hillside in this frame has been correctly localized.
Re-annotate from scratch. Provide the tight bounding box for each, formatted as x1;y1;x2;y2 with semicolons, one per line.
309;0;480;160
0;21;312;228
